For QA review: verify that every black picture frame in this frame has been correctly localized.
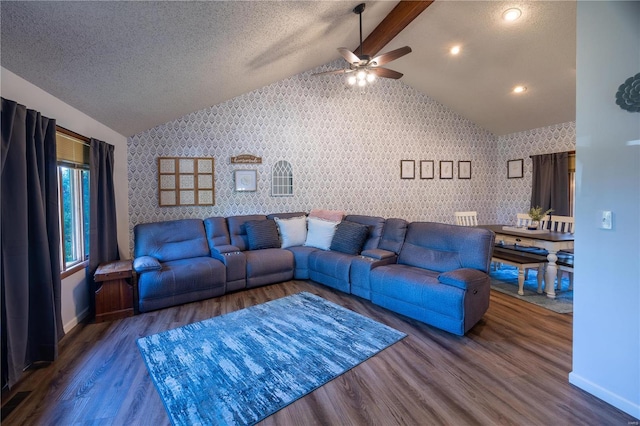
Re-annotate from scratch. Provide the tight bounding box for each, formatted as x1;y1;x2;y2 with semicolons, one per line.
400;160;415;179
458;161;471;179
439;160;453;179
420;160;434;179
507;159;524;179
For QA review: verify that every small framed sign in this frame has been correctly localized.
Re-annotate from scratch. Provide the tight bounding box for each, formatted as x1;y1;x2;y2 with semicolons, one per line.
507;159;524;179
458;161;471;179
439;160;453;179
420;160;434;179
400;160;415;179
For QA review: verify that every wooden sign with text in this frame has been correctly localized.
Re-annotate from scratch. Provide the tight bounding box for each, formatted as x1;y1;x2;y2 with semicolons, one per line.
231;154;262;164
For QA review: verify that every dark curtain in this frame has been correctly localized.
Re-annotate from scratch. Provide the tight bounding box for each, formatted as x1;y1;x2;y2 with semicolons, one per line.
87;138;119;318
1;97;63;389
531;152;570;216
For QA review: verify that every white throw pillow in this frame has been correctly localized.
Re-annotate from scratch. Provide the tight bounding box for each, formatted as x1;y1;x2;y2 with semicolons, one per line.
304;217;339;250
274;216;307;248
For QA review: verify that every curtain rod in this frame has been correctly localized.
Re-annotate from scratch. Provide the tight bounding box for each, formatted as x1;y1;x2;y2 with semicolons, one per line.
529;150;575;158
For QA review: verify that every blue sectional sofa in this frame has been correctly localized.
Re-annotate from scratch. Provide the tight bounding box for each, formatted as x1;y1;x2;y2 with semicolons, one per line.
133;213;495;335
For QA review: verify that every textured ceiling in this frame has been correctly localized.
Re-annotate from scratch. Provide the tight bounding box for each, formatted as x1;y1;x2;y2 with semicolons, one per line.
1;1;575;137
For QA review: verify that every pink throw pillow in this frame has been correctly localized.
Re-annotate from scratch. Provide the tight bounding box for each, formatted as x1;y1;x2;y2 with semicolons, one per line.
309;209;345;222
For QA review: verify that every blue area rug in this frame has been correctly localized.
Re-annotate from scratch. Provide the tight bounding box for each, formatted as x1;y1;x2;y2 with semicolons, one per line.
137;292;406;425
490;266;573;313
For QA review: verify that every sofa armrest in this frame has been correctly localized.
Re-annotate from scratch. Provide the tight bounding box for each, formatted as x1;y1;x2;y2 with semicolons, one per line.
438;268;489;291
211;244;240;255
133;256;161;273
361;248;396;260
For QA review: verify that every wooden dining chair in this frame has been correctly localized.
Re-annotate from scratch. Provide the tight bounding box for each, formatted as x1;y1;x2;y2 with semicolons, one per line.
548;215;575;290
547;215;575;233
512;213;550;282
454;211;478;227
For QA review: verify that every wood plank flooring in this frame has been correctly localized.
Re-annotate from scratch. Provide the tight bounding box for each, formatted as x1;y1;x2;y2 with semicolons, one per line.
2;280;636;425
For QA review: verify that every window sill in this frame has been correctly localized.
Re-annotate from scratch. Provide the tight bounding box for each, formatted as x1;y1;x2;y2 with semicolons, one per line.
61;260;88;279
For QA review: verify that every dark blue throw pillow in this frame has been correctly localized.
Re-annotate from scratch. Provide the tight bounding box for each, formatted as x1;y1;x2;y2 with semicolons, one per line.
330;220;369;255
245;219;280;250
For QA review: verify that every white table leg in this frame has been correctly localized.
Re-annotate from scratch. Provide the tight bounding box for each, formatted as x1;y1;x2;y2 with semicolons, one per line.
536;263;545;294
545;251;559;298
517;267;526;295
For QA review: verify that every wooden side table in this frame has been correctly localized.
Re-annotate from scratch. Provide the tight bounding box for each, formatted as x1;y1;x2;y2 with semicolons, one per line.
94;259;134;322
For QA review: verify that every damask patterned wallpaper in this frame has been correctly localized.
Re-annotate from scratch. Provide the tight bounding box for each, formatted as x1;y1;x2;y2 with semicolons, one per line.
128;60;575;251
496;121;576;224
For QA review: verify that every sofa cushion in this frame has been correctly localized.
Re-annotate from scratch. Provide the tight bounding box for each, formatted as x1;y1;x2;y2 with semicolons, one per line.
133;256;161;273
134;219;210;262
274;215;307;248
330;220;369;255
137;256;226;313
309;208;344;222
203;216;231;248
344;215;385;251
227;215;268;251
304;217;339;250
398;222;494;273
378;218;408;254
245;219;280;250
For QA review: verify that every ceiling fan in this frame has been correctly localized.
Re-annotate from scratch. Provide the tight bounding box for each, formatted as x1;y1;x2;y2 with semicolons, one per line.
314;3;412;86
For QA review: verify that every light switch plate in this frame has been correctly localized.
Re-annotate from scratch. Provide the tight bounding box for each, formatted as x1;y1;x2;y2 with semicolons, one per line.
601;210;612;229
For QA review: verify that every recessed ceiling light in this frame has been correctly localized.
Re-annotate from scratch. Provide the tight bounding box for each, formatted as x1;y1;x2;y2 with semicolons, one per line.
450;45;461;55
502;8;522;22
513;85;527;94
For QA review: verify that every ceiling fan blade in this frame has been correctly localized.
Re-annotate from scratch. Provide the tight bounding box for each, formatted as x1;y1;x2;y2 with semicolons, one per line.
312;69;353;77
338;47;360;65
369;67;404;79
370;46;412;66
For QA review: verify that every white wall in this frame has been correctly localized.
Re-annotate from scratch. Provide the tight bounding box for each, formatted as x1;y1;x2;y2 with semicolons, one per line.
1;67;130;333
570;1;640;419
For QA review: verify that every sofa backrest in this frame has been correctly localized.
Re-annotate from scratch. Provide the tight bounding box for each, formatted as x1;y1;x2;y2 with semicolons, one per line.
344;215;385;251
134;219;209;262
378;218;408;254
226;215;268;251
203;216;231;249
266;212;307;220
398;222;494;273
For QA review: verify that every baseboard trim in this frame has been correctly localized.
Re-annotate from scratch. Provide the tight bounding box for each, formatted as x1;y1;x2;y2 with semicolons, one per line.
569;371;640;420
63;308;88;334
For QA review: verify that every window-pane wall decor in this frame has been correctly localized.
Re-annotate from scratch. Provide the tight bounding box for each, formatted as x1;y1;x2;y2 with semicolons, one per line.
158;157;215;206
272;160;293;196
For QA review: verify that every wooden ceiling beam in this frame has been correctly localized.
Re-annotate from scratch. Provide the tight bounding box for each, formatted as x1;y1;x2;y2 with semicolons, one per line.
355;1;434;57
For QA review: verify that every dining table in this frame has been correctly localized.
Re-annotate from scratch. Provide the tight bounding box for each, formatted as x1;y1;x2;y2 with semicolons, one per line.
478;224;575;298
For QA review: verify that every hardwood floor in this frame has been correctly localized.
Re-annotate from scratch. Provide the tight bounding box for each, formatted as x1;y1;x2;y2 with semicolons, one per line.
2;280;636;425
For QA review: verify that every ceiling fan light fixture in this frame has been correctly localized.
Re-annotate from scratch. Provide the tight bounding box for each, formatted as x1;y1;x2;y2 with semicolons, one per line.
502;8;522;22
358;79;366;87
513;85;527;94
347;75;357;85
357;70;367;81
366;73;375;83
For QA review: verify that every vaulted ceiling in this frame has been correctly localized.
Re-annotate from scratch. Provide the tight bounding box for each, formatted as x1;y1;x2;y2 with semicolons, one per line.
1;1;576;137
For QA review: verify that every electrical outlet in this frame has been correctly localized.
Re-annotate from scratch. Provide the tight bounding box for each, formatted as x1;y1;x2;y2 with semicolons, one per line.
601;210;612;230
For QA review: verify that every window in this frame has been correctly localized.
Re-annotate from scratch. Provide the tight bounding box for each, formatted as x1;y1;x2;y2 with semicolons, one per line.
56;128;90;276
271;160;293;196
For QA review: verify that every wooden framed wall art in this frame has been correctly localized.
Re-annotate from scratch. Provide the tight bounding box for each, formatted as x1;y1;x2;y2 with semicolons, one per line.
158;157;215;206
439;160;453;179
420;160;434;179
458;161;471;179
400;160;415;179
